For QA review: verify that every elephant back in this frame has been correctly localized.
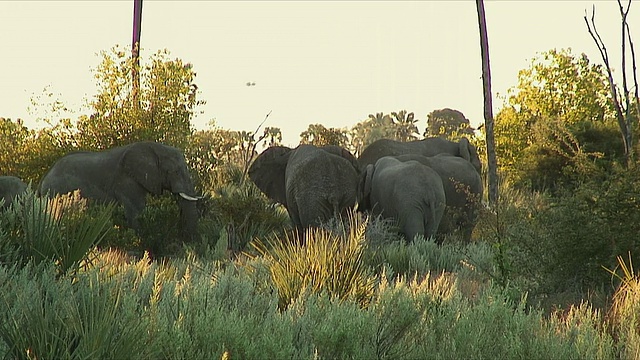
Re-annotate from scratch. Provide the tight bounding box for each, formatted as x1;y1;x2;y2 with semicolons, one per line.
286;145;359;228
358;137;482;174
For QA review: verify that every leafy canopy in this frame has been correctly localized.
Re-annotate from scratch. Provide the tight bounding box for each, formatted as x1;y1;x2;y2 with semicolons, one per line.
494;48;618;190
76;46;203;150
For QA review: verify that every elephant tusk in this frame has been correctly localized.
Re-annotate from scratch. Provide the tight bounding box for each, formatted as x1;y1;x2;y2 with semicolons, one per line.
179;192;200;201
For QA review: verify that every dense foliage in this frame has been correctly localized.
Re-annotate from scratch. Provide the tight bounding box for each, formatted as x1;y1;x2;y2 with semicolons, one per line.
494;48;622;192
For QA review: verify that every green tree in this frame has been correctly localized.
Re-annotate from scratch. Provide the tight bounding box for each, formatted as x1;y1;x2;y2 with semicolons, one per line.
184;121;282;190
349;110;419;156
76;46;202;150
0;117;78;185
494;48;618;190
425;108;475;140
0;118;32;177
390;110;420;142
299;124;350;148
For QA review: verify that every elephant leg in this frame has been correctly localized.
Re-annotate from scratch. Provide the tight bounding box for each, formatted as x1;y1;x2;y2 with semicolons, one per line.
459;205;477;243
286;199;303;232
401;215;426;243
118;195;146;231
177;197;199;243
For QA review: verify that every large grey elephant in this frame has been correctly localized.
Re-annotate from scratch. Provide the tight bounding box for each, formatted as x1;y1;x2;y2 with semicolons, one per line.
39;141;200;242
394;154;483;243
248;144;360;230
358;156;446;243
358;137;482;174
0;176;28;209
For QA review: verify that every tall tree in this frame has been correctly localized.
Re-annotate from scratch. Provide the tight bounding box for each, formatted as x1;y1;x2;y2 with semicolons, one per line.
425;108;475;140
349;110;419;156
76;47;202;150
390;110;420;142
476;0;498;205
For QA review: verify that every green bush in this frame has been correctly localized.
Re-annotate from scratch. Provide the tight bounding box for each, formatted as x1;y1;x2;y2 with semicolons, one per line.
0;188;114;275
207;174;290;254
0;263;155;359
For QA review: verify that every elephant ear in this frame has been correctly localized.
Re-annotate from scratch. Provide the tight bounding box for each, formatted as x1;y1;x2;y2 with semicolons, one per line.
122;142;163;195
458;137;471;161
248;146;292;205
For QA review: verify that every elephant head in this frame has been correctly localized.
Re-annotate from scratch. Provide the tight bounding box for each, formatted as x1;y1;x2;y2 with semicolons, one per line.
357;136;482;174
0;176;28;209
121;142;199;201
249;144;360;230
358;156;446;242
40;141;200;243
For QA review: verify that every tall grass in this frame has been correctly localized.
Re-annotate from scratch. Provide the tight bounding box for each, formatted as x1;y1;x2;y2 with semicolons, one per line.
252;213;376;310
606;254;640;358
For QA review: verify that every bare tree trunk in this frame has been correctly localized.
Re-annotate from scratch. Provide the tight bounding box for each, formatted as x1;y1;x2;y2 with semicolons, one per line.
132;0;143;109
585;1;637;166
476;0;498;206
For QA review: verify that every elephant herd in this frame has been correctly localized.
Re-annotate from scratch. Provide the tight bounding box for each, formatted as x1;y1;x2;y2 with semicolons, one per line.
250;137;483;243
0;137;483;246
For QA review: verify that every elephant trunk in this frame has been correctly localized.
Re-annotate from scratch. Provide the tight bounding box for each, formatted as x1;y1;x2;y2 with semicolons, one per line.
177;197;199;243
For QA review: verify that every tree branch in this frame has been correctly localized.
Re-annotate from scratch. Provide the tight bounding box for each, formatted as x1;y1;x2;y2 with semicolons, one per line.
626;20;640;122
585;6;630;164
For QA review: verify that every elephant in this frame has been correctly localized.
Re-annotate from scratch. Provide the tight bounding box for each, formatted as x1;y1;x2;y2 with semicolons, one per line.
358;156;446;243
39;141;200;242
357;136;482;174
248;144;360;230
394;153;483;243
0;176;28;209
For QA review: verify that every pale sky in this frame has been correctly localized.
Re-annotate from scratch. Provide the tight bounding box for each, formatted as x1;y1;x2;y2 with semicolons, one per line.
1;1;636;146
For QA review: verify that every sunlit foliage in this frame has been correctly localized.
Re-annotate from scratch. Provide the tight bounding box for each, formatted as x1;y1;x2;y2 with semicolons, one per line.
494;48;620;191
75;46;203;150
299;123;350;148
425;108;476;140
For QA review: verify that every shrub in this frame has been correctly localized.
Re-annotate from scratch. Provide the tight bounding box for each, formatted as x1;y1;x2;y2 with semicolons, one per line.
207;176;290;254
253;213;377;310
0;188;114;275
0;263;155;359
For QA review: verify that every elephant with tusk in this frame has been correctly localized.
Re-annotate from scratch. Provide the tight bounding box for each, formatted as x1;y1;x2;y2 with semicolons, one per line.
39;141;200;242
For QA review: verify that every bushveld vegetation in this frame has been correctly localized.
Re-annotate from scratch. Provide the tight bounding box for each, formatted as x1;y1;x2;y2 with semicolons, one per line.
1;45;640;358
